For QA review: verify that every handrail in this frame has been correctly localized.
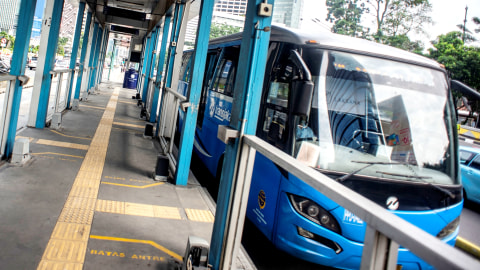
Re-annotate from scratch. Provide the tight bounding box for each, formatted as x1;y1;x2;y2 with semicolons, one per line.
165;86;187;102
50;68;71;74
240;134;478;269
0;74;19;82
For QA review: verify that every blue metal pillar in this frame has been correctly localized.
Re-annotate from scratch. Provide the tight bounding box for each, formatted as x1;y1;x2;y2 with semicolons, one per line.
4;0;38;157
174;0;211;185
74;11;92;101
87;22;99;92
164;3;184;90
137;37;150;95
208;0;274;268
140;35;152;103
151;17;171;124
141;29;158;103
93;27;107;86
135;37;147;93
97;29;109;84
30;0;65;128
66;1;85;109
89;25;103;90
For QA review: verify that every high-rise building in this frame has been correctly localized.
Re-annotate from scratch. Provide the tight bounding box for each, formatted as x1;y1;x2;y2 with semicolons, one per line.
31;0;46;39
213;0;303;28
59;0;77;38
272;0;304;29
186;0;304;46
213;0;247;16
0;0;20;35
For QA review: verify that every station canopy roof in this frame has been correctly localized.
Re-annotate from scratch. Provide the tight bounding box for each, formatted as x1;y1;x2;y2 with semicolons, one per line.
86;0;200;40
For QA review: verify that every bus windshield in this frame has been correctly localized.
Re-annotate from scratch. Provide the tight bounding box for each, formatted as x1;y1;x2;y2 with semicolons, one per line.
295;50;457;185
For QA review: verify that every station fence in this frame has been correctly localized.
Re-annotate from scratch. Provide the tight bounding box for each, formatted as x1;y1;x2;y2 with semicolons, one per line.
0;74;16;158
47;68;78;122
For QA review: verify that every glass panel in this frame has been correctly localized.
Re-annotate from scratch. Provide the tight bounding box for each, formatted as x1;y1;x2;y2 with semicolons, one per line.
298;49;454;184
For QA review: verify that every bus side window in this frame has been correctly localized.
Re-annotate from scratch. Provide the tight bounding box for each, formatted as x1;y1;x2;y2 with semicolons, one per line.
197;52;219;128
179;53;192;82
213;60;236;97
261;46;298;152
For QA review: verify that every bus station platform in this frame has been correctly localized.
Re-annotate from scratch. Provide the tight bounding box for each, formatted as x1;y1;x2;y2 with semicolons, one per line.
0;82;254;269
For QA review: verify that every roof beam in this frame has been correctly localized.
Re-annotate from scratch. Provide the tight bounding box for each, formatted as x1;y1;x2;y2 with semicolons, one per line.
105;16;150;30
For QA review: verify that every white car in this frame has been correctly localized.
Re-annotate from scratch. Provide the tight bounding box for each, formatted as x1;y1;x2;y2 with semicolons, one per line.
27;56;38;70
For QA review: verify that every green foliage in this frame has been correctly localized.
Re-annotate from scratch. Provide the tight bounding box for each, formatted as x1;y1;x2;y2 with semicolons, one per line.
56;37;69;56
57;45;64;56
209;23;242;39
0;31;15;49
360;0;431;50
29;45;39;54
457;16;480;43
326;0;367;37
325;1;430;52
58;37;69;46
383;34;424;53
428;31;480;91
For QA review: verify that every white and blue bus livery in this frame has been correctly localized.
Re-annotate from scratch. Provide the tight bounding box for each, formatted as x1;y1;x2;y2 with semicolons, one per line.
177;25;462;269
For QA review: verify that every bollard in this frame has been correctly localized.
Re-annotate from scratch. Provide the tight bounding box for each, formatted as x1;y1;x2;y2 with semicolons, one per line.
72;99;80;111
51;112;62;129
144;123;154;139
154;155;169;181
11;138;30;164
182;236;210;270
81;91;88;101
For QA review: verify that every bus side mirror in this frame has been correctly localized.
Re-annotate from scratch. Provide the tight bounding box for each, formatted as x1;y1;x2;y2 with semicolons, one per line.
451;80;480;102
290;80;314;116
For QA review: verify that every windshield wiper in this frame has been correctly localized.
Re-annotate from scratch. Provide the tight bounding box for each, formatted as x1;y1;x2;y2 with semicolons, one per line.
335;161;405;182
334;161;455;199
375;171;431;180
376;171;455;199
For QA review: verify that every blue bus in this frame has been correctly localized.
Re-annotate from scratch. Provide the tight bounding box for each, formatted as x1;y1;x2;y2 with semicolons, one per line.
177;25;462;269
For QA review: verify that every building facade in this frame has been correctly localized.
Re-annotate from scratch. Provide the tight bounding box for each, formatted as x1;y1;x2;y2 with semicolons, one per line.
185;0;304;47
0;0;20;35
213;0;247;16
271;0;304;29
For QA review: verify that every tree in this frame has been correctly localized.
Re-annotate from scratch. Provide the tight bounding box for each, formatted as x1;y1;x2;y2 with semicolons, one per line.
474;17;480;33
362;0;432;41
383;34;424;53
209;23;242;39
456;16;480;43
0;31;15;50
57;37;69;56
326;0;368;37
428;31;480;91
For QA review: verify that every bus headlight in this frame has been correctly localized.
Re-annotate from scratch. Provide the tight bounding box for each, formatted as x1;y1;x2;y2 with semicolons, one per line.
288;194;341;234
436;217;460;239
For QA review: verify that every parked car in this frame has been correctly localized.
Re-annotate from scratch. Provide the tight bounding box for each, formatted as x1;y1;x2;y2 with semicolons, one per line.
0;57;10;73
28;56;38;70
459;145;480;204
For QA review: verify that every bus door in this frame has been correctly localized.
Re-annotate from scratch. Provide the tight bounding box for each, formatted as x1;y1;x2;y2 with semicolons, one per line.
196;47;239;176
247;43;298;240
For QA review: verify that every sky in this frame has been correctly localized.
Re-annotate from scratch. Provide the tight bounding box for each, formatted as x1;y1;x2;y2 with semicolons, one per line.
301;0;480;48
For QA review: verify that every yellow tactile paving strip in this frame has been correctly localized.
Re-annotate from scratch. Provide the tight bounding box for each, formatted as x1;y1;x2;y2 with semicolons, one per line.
37;89;119;270
36;139;89;150
185;208;215;223
95;199;182;220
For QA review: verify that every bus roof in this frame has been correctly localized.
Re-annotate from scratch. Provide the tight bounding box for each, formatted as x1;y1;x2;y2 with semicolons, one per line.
209;25;443;71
